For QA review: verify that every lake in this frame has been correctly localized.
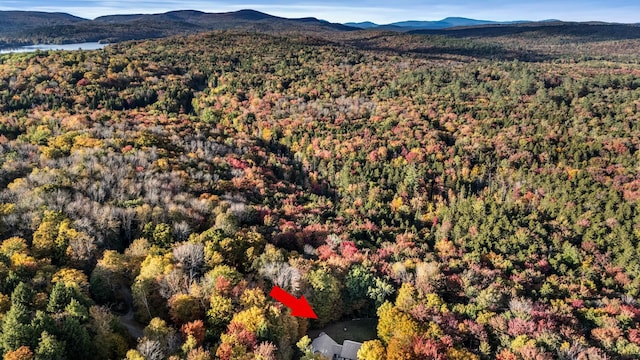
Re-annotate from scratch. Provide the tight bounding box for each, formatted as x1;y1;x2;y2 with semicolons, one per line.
0;42;107;54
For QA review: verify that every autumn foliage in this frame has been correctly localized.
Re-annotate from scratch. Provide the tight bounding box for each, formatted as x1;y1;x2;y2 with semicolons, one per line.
1;26;640;360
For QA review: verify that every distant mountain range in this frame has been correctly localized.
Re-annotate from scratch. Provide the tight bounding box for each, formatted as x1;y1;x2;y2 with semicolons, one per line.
0;9;639;49
344;17;562;30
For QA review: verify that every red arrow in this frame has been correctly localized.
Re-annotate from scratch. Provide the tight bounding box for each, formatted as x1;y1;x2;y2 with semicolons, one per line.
269;286;318;319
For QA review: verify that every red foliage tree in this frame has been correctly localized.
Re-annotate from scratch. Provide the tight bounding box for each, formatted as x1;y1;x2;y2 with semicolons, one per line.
181;320;206;345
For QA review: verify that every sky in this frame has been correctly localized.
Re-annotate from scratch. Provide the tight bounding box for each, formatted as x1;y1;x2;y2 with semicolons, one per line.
1;0;638;24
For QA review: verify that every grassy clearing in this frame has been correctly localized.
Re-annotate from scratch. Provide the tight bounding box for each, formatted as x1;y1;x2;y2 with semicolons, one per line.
308;318;378;343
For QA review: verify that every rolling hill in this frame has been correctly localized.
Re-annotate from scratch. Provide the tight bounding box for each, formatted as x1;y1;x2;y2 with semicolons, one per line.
409;22;640;41
0;10;85;33
0;9;355;48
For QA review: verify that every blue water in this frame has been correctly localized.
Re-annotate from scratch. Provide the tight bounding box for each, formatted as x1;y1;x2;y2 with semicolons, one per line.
0;42;107;54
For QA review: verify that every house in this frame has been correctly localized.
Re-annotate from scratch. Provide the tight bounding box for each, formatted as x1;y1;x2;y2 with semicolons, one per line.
339;341;362;360
311;332;363;360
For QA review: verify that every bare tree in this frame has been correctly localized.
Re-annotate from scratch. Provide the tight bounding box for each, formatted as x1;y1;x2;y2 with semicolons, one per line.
137;339;164;360
67;231;97;264
132;285;153;319
119;207;136;241
172;242;204;283
391;262;413;284
508;297;534;320
415;261;443;293
166;332;181;355
325;233;342;250
172;221;192;242
259;262;301;293
159;268;189;299
254;342;278;360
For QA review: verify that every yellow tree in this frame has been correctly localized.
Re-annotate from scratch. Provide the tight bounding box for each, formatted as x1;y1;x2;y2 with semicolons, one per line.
307;268;342;327
52;268;90;295
2;237;36;272
168;293;203;325
377;301;418;344
0;237;28;257
131;253;174;321
446;348;480;360
230;306;268;337
32;211;91;264
386;337;416;360
358;340;386;360
208;294;234;335
32;211;65;259
240;288;267;309
395;283;416;312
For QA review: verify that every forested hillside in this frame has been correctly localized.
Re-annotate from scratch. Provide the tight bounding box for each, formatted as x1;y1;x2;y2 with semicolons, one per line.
0;10;354;49
1;28;640;359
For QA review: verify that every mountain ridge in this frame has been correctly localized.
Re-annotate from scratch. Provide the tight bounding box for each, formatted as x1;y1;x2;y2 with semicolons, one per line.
0;9;356;48
0;10;85;33
346;17;574;30
2;9;640;49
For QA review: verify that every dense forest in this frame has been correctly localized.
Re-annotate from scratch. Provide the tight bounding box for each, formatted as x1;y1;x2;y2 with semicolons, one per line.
1;26;640;360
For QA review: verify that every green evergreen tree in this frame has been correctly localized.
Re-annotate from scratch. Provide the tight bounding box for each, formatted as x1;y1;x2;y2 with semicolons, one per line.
64;299;89;322
60;317;92;360
30;311;56;341
35;331;66;360
1;303;33;352
344;265;376;316
11;282;33;308
47;283;70;314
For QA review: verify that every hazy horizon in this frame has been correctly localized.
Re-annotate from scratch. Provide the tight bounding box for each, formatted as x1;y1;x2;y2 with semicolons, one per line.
0;0;638;24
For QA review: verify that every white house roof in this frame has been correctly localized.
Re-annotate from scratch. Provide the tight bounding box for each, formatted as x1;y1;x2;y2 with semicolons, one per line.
312;332;340;358
340;340;363;360
310;332;363;360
